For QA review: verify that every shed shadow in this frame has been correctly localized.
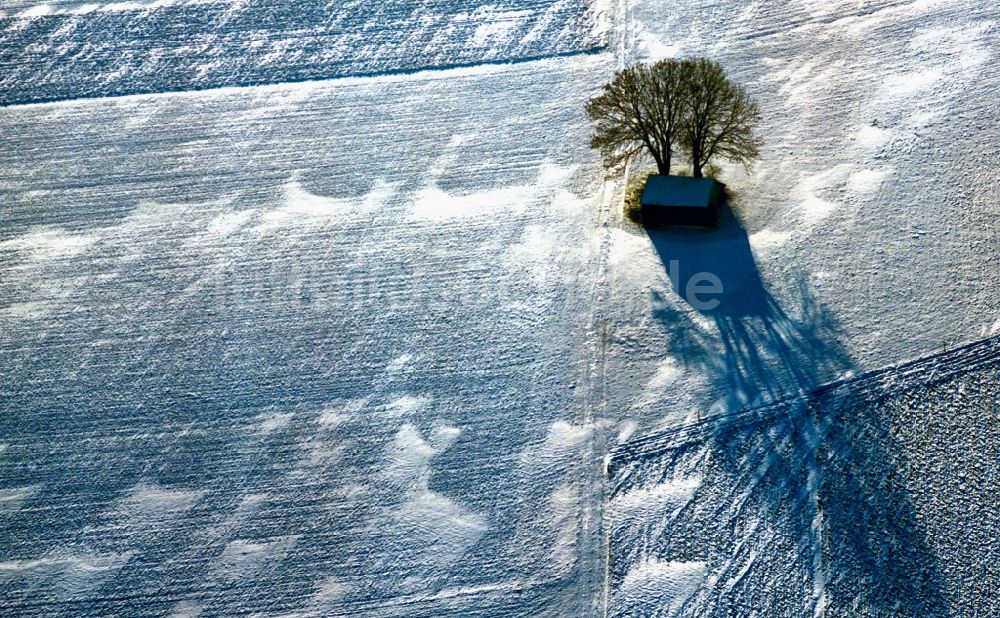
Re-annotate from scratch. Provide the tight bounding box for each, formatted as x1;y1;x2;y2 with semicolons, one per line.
641;200;946;614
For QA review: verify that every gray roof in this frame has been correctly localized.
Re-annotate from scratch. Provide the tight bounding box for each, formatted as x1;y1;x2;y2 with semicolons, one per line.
640;175;719;209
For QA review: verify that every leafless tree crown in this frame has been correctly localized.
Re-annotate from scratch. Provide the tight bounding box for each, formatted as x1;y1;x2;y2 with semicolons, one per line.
586;58;762;179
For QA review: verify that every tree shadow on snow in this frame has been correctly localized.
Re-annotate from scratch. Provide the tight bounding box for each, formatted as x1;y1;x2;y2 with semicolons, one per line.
640;201;947;615
649;203;851;408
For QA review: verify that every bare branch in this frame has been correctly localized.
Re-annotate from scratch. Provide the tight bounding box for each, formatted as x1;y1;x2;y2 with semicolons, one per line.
586;58;762;179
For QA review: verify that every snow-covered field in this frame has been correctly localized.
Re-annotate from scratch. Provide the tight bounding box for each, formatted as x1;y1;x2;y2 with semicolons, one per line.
608;336;1000;616
603;1;1000;615
605;0;999;434
0;0;608;104
0;2;615;611
1;0;998;616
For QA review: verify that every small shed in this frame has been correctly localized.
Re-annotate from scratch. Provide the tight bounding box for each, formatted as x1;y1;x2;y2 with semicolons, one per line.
640;175;723;227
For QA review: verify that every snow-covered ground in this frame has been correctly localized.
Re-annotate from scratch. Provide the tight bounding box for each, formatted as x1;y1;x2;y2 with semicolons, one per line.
603;1;1000;615
605;0;999;433
607;336;1000;616
0;3;616;610
1;0;998;616
0;0;608;104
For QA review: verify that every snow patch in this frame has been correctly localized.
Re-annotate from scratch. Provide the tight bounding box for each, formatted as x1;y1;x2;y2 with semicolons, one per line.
213;536;299;581
167;601;204;618
305;575;353;609
791;166;852;226
18;4;53;17
203;209;256;239
0;485;39;515
427;424;461;451
642;37;684;59
607;227;651;271
546;484;580;572
317;398;367;428
616;420;638;444
614;559;707;616
382;395;431;418
120;483;202;521
385;353;413;372
609;475;701;528
392;489;488;569
18;0;213;17
847;168;891;194
257;412;294;434
0;226;96;263
386;425;434;470
0;550;132;599
749;228;793;253
471;10;530;46
254;179;395;233
317;409;347;428
884;67;944;95
910;21;996;71
381;421;484;571
798;195;838;225
524;420;594;467
293;436;343;472
505;222;586;286
409;162;574;221
383;423;458;489
646;358;682;390
634;357;683;408
854;123;893;150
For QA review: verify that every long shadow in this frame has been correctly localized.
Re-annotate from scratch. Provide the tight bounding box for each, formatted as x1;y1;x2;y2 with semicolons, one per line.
642;200;947;615
649;204;852;408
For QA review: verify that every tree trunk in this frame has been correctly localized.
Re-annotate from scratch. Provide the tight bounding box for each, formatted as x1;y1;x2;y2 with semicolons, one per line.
691;141;703;177
657;154;671;176
649;148;664;176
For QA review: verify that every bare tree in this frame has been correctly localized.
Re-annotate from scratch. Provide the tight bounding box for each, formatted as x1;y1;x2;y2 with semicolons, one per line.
679;58;762;178
585;59;687;176
586;58;762;179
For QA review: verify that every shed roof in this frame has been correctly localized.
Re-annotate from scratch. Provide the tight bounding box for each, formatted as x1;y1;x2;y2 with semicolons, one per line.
640;175;720;209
